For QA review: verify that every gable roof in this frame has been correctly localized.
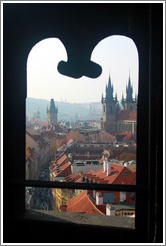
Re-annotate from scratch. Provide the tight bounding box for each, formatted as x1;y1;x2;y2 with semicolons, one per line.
62;173;81;182
50;154;72;178
66;190;105;215
117;110;137;121
101;131;116;142
50;154;68;171
66;129;85;143
83;163;136;185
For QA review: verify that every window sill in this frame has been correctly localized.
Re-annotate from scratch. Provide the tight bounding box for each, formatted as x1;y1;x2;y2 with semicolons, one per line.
24;209;135;229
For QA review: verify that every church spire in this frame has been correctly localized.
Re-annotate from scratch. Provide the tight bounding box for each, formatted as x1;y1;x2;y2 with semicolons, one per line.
126;72;133;102
115;92;117;102
106;73;113;101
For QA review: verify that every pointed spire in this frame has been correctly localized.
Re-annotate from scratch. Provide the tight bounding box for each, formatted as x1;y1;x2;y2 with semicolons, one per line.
108;73;111;89
126;72;133;102
128;71;132;88
115;92;117;102
106;73;114;101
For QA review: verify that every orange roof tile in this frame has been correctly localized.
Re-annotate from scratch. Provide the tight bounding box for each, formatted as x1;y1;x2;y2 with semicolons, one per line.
62;173;81;182
83;163;136;185
117;110;137;121
66;130;86;142
66;138;74;145
66;190;105;215
55;162;71;177
101;131;116;142
50;154;72;178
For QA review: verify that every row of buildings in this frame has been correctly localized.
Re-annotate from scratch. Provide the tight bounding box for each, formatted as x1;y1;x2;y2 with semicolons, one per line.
49;149;136;217
41;73;137;143
26;127;65;180
26;73;137;218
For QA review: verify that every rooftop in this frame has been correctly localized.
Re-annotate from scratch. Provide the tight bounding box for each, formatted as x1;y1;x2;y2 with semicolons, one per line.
117;110;137;121
82;163;136;185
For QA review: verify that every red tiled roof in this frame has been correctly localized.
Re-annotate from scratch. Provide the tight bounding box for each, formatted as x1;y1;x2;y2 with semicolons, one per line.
117;110;137;121
66;138;74;145
75;177;82;183
66;190;105;215
57;154;68;165
62;173;81;182
83;163;136;185
123;134;134;141
50;154;68;170
50;154;72;178
66;130;86;142
39;121;48;127
101;131;116;142
55;162;71;177
115;132;134;141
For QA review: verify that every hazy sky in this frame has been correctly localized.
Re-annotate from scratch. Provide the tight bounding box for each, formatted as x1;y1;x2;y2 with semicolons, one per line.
27;35;139;103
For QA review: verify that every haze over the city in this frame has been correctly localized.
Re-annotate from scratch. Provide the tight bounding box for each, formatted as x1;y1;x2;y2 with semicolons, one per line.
27;35;139;103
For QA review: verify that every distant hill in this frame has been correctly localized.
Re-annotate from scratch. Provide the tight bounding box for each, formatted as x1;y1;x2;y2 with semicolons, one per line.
26;98;102;122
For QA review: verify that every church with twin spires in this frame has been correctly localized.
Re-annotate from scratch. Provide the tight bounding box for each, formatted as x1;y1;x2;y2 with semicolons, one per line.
101;74;137;140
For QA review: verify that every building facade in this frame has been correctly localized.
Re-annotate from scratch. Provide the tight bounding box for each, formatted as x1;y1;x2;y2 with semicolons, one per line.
101;74;137;140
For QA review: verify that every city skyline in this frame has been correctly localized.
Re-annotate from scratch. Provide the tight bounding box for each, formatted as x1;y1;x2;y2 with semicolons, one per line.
27;35;139;103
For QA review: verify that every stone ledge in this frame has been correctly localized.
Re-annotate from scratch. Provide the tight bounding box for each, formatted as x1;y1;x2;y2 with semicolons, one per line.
24;209;135;229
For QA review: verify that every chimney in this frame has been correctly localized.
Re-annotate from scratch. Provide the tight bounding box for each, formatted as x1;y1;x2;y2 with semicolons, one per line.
103;158;107;172
96;192;103;205
107;161;111;176
106;204;115;216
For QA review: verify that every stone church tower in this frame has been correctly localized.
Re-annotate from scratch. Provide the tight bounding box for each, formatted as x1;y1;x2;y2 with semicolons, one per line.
101;75;118;133
121;74;137;110
101;73;137;136
47;99;58;125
